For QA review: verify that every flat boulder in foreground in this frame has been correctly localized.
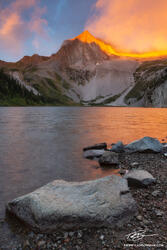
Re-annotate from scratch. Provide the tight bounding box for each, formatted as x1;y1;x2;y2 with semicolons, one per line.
7;176;137;232
125;137;163;153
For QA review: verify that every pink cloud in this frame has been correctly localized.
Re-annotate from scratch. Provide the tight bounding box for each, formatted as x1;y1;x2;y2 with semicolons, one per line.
0;0;49;57
29;6;48;38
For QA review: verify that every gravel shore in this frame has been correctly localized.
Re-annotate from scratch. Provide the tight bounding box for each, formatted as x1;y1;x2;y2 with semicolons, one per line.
0;151;167;249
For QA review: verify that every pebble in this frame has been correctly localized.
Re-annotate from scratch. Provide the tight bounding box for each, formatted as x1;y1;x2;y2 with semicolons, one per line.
100;235;104;240
143;219;150;225
29;232;34;238
130;162;139;167
152;190;162;197
77;239;82;245
0;219;4;224
77;231;83;238
37;240;46;247
154;209;164;217
76;246;81;250
23;240;30;248
136;215;143;221
64;232;69;239
69;231;74;237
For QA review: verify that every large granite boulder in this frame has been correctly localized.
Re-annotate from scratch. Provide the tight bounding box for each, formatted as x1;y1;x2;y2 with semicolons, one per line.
7;176;137;232
124;170;156;188
99;152;119;167
83;143;107;151
125;137;163;153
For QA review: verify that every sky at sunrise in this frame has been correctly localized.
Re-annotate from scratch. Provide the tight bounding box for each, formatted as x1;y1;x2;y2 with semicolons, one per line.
0;0;97;61
1;0;167;62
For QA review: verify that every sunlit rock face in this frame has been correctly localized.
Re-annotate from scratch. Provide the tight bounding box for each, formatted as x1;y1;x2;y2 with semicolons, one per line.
7;175;137;232
71;30;167;59
52;32;111;68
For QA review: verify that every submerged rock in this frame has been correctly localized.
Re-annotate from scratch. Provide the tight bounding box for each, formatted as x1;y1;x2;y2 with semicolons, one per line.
83;149;105;159
7;175;137;232
124;170;156;188
125;137;163;153
111;141;124;153
83;143;107;151
99;152;119;167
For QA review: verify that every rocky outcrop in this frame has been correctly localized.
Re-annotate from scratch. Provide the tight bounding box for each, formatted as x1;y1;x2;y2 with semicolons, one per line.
147;80;167;107
10;71;40;96
7;175;137;232
124;170;156;187
125;137;163;153
125;59;167;107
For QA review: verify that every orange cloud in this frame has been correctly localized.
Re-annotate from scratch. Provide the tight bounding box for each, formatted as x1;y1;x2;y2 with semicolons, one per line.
0;11;24;55
85;0;167;53
0;13;20;36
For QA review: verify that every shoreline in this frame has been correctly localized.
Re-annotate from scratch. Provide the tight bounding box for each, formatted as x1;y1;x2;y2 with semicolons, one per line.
1;146;167;249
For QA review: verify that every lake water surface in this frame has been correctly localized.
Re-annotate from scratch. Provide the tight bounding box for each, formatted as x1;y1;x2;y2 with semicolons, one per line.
0;107;167;218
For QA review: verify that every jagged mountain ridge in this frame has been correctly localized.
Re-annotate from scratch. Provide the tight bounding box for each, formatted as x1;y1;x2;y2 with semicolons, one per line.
0;31;167;106
17;54;50;66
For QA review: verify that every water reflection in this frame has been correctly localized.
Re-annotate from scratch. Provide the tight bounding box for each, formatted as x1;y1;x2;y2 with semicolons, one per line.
0;107;167;217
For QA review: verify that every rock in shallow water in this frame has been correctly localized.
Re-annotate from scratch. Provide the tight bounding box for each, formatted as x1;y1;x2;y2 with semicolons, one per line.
111;141;124;153
7;176;137;232
125;137;163;153
99;152;119;167
124;170;156;188
83;149;105;159
83;143;107;151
